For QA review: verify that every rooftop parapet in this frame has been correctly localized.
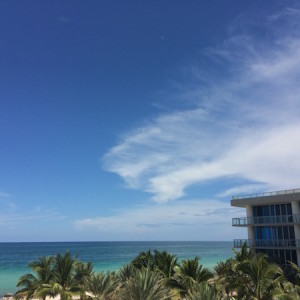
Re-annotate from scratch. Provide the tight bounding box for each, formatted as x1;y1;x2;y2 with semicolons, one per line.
232;188;300;200
231;188;300;208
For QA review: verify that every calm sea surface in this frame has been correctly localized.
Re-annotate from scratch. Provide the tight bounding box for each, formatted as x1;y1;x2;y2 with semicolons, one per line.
0;241;233;295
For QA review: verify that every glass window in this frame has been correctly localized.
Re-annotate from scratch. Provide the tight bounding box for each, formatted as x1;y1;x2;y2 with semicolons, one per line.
258;227;262;239
283;226;289;240
253;206;257;217
254;227;258;240
275;205;281;216
287;203;292;215
281;204;287;215
277;227;283;239
257;206;263;217
261;227;265;239
263;205;270;216
270;205;275;216
289;226;295;240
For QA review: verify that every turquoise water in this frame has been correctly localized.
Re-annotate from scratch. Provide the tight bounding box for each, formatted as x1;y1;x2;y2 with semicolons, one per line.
0;241;233;295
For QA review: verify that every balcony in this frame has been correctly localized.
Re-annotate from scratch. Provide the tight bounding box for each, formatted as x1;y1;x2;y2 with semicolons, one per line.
234;239;300;249
232;215;300;226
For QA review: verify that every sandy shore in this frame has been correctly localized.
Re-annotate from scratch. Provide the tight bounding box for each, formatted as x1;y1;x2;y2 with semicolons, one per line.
1;295;81;300
1;293;93;300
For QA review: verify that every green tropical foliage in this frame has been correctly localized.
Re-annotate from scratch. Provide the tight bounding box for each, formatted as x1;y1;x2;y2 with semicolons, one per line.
39;251;81;300
214;258;237;298
15;274;39;300
232;243;254;262
272;281;300;299
85;272;118;300
118;267;171;300
75;261;94;299
117;264;136;286
235;253;283;299
187;282;218;300
15;256;54;300
15;247;300;300
167;257;213;297
153;250;178;278
131;250;155;270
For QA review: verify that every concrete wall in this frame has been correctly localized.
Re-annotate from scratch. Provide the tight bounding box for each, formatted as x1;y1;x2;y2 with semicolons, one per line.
292;201;300;266
246;205;254;240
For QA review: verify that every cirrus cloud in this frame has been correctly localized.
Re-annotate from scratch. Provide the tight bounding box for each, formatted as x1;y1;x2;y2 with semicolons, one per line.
103;7;300;203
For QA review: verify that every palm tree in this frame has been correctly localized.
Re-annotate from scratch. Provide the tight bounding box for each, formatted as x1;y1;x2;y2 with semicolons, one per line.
15;256;54;300
118;267;171;300
131;250;155;270
179;257;213;283
39;251;81;300
75;261;94;281
235;253;284;300
117;264;136;287
167;257;213;297
75;261;94;299
153;250;178;278
272;280;300;300
270;261;300;299
85;272;118;300
213;258;238;299
15;274;39;300
187;282;218;300
233;243;254;263
288;261;300;285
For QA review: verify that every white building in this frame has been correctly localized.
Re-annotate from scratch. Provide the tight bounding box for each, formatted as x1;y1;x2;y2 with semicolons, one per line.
231;188;300;267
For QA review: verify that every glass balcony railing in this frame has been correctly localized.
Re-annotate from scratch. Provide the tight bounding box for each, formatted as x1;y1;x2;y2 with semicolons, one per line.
234;239;300;248
232;215;300;226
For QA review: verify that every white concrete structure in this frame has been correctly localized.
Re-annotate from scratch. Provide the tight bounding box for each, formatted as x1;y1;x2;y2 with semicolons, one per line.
231;188;300;266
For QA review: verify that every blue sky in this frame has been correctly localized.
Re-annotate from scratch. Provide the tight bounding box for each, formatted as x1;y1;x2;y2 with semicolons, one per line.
1;1;300;241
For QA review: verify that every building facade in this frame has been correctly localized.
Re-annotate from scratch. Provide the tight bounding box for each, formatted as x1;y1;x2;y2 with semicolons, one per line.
231;188;300;267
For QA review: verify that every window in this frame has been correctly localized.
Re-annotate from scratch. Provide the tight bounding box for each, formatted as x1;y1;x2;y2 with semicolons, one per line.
287;204;292;215
253;206;257;217
257;206;263;217
275;205;281;216
270;205;275;216
277;227;283;239
281;204;287;215
263;205;270;216
283;226;289;240
289;226;295;240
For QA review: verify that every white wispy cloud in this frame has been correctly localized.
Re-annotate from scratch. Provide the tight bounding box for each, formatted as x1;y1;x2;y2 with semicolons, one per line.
75;199;245;240
0;211;63;225
0;192;65;228
103;7;300;203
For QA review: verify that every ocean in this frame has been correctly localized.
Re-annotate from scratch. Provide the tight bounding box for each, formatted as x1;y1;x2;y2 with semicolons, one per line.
0;241;233;295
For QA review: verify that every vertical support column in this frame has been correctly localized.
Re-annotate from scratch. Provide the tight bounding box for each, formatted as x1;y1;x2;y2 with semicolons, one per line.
291;201;300;266
246;205;254;241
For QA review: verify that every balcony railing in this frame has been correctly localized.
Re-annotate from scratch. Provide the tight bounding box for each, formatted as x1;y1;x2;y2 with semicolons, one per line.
234;239;300;248
232;215;300;226
232;188;300;200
